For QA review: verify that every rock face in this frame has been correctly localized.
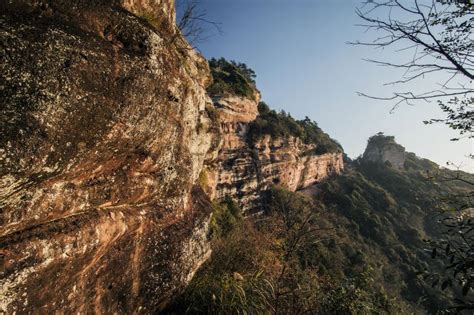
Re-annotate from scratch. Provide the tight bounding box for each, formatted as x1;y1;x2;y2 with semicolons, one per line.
205;93;344;212
362;134;406;169
0;1;345;312
0;0;216;313
212;93;260;123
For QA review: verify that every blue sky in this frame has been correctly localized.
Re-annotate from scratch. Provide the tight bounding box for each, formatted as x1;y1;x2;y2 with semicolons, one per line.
190;0;473;172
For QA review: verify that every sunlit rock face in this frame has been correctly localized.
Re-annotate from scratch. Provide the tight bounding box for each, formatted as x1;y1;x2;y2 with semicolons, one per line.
213;93;260;123
205;93;344;212
0;0;216;313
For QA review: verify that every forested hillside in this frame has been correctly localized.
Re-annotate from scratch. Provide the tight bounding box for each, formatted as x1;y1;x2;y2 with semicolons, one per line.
167;135;473;314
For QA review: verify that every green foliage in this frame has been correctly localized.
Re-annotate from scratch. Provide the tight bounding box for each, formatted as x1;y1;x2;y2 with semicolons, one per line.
207;58;257;100
257;101;270;115
176;271;272;315
168;217;275;314
262;186;315;231
421;213;474;311
247;104;304;143
367;132;397;147
207;58;341;154
319;156;474;312
320;267;397;315
168;187;405;314
247;104;342;153
424;97;474;141
168;149;474;314
210;196;242;239
319;170;400;247
298;117;343;154
230;60;256;84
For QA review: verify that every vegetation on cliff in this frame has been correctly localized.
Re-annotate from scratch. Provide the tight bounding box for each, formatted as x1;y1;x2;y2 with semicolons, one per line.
207;57;257;100
355;2;474;308
4;0;472;313
247;101;342;153
365;132;399;148
207;58;341;155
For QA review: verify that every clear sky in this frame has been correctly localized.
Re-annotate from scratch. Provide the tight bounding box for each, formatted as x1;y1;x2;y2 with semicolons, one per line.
191;0;473;172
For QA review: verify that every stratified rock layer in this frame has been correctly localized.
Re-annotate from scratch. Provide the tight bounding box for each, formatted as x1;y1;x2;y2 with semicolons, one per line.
0;0;215;313
206;94;344;212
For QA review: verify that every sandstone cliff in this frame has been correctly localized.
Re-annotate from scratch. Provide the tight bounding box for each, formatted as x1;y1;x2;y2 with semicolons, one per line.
1;1;215;313
0;2;344;313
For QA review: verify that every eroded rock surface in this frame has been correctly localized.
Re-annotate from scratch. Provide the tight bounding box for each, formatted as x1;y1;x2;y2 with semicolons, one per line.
0;0;215;313
205;93;344;212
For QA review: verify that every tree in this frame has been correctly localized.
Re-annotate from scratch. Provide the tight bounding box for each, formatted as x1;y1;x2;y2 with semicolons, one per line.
263;187;331;314
354;0;474;310
161;0;222;51
176;0;222;46
353;0;473;139
230;60;257;84
424;97;474;141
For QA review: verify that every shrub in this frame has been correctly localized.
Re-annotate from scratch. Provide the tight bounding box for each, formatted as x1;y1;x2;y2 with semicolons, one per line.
174;269;272;314
247;106;342;154
367;132;397;148
207;58;257;100
210;196;242;239
168;218;274;314
167;144;466;314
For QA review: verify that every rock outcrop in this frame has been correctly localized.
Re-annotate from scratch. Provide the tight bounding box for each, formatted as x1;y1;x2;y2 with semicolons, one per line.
0;0;215;313
362;133;406;169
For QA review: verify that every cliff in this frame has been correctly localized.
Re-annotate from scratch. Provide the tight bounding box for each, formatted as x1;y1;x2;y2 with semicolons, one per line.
203;62;344;211
207;125;344;212
0;2;344;313
1;0;216;313
170;135;474;314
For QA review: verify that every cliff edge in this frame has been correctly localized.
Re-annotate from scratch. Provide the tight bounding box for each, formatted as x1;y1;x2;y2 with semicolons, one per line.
203;59;344;212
